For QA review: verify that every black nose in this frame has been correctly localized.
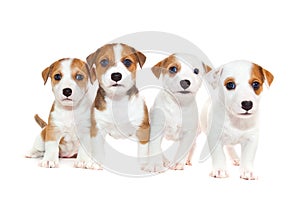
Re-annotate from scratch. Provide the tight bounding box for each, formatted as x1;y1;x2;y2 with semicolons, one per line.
111;72;122;82
241;101;253;111
180;79;191;90
63;88;72;97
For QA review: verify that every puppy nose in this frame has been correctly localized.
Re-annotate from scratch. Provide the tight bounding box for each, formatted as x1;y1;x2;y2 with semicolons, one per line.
241;101;253;111
111;72;122;82
180;79;191;89
63;88;72;97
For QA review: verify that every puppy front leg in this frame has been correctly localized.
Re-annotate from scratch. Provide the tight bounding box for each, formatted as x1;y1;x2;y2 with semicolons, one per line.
240;137;258;180
40;141;59;168
89;133;106;170
171;131;196;170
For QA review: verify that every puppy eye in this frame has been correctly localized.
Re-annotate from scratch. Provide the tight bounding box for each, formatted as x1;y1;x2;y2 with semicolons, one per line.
54;74;62;81
226;82;236;90
252;81;260;90
194;68;199;75
100;59;109;67
169;66;178;74
123;59;132;67
75;74;84;81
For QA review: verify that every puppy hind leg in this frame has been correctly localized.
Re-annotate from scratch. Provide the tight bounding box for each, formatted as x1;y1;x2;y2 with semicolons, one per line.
25;135;45;158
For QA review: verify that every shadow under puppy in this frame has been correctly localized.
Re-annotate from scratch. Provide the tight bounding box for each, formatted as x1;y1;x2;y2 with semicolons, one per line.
144;54;211;172
76;43;149;169
26;58;95;168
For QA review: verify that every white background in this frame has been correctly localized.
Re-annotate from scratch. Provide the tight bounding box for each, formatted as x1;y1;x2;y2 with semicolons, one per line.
0;0;299;205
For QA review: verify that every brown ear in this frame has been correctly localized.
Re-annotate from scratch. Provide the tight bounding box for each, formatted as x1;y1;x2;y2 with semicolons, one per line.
135;51;146;68
86;51;96;68
202;62;212;73
42;67;51;85
84;63;97;84
262;68;274;86
151;61;163;79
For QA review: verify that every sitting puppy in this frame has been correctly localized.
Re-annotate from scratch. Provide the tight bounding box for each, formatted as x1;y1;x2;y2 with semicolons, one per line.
26;58;95;168
202;60;274;180
144;54;211;172
82;43;150;169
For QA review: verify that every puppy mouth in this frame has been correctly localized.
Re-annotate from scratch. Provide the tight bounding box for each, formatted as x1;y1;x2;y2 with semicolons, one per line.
62;98;73;101
110;83;124;87
177;91;192;94
238;112;252;116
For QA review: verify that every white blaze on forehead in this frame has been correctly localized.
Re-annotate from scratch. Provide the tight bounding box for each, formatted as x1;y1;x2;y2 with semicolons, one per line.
113;44;123;62
221;60;253;82
60;58;73;79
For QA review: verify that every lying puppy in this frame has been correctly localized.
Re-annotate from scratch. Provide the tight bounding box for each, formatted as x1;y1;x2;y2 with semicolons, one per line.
82;43;149;169
26;58;95;168
203;60;274;179
144;54;211;172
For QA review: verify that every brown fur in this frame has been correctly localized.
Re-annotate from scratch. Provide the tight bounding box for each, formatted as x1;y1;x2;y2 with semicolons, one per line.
151;54;181;79
136;103;150;144
250;63;274;95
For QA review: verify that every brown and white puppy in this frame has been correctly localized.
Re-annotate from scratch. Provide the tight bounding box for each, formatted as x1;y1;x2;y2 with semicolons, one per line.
79;43;149;169
202;60;274;179
26;58;95;168
144;54;210;172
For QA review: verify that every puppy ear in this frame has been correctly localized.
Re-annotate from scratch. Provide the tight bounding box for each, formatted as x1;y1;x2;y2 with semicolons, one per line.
151;61;163;79
86;51;96;68
262;68;274;87
85;63;97;84
42;66;51;85
202;62;212;73
205;67;223;89
135;51;146;68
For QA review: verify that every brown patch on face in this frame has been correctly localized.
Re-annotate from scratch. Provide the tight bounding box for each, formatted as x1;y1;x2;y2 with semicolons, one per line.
70;59;90;90
94;86;106;111
42;58;70;85
120;43;146;79
250;64;266;95
136;103;150;144
86;44;116;84
224;77;236;86
151;54;181;79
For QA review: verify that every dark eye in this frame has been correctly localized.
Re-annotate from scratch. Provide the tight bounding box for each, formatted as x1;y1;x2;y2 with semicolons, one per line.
123;59;132;67
54;74;62;81
252;81;260;90
75;74;84;81
194;68;199;75
169;66;177;74
226;82;236;90
100;59;109;67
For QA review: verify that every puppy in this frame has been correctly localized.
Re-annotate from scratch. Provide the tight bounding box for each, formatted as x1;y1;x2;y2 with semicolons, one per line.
83;43;149;169
144;54;211;172
203;60;274;179
26;58;95;168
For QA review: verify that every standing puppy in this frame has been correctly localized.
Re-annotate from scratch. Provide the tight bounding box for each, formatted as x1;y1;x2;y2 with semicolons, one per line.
203;60;274;179
144;54;211;172
26;58;95;168
84;43;149;169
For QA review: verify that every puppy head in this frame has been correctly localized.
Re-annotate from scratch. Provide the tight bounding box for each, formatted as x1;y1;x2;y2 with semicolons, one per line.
86;43;146;97
208;60;274;117
151;54;211;98
42;58;93;107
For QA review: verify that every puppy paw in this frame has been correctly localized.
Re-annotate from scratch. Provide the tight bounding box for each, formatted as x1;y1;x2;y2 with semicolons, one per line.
170;163;185;170
143;162;166;173
25;150;44;158
185;160;192;166
210;169;229;178
74;161;103;170
231;159;240;166
39;160;59;168
240;171;257;180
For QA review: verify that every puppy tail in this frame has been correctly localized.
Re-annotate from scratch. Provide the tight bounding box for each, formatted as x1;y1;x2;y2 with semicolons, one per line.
34;114;47;128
